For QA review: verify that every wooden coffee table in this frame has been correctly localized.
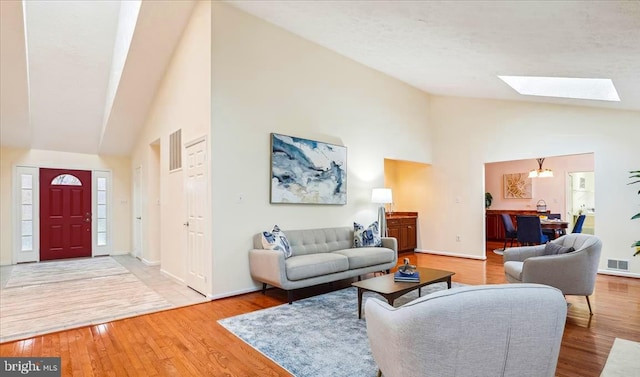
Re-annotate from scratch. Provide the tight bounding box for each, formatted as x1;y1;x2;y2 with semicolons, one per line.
352;267;455;319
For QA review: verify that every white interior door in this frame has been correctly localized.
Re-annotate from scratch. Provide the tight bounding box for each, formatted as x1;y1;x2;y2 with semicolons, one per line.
185;138;210;295
133;166;143;259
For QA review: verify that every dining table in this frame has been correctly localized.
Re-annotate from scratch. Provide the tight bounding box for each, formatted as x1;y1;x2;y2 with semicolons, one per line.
540;218;570;239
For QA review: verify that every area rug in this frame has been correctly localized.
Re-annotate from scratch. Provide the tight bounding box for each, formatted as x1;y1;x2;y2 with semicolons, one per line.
4;257;128;287
600;338;640;377
0;258;173;343
492;248;505;255
218;282;462;377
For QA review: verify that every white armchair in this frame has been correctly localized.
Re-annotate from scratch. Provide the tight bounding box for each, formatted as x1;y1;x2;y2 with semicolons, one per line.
503;233;602;314
365;284;567;377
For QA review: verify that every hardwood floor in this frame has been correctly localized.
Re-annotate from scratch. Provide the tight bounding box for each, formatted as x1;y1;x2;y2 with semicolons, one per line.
1;242;639;376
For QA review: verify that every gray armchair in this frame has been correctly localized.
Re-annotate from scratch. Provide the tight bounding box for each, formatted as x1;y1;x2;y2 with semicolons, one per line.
365;284;567;377
503;233;602;315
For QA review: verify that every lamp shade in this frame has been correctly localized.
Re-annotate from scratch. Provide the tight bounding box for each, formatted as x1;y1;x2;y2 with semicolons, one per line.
371;188;393;204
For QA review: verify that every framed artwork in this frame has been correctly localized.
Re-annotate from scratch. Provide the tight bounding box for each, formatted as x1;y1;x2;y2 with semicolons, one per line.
503;173;532;199
270;133;347;204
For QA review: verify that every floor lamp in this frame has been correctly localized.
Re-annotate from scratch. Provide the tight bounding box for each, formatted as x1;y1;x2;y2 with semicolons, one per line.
371;188;393;237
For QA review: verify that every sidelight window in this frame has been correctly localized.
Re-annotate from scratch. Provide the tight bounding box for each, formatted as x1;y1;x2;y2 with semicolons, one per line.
20;174;33;251
96;177;108;246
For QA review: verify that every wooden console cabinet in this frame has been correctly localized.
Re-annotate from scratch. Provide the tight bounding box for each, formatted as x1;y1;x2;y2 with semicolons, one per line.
386;212;418;253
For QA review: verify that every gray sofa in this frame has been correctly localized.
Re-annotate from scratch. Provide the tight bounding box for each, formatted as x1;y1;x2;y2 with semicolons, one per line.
249;227;398;303
366;284;567;377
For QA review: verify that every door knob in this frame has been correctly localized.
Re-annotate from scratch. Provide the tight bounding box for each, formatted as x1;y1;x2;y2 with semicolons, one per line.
183;221;190;227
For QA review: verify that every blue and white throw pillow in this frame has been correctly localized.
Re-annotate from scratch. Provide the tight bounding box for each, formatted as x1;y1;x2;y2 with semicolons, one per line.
261;225;292;258
353;221;382;248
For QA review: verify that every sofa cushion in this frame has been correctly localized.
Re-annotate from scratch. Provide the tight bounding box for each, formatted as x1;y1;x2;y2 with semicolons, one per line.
504;261;523;282
333;247;394;269
261;225;292;258
285;253;349;281
284;228;353;256
544;243;575;255
353;221;382;247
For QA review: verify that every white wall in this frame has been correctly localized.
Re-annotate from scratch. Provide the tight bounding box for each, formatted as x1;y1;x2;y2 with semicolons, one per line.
210;3;433;297
428;96;640;275
0;147;131;265
130;1;210;280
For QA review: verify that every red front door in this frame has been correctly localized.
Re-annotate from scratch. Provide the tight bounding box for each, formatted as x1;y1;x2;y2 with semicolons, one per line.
40;168;92;261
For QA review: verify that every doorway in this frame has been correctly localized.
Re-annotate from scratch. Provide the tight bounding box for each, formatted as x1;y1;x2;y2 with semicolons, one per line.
39;168;92;261
566;171;595;234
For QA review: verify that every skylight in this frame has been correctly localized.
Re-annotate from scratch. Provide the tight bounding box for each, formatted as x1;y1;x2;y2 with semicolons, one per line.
498;76;620;102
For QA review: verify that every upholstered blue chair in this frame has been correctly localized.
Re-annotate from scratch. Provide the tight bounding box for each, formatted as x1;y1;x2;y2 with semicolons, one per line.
516;215;549;246
572;214;586;233
500;214;517;251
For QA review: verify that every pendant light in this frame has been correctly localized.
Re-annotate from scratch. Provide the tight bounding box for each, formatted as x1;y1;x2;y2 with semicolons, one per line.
529;158;554;178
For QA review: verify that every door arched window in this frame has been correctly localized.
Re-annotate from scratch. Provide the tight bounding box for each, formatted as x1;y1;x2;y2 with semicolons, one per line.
51;174;82;186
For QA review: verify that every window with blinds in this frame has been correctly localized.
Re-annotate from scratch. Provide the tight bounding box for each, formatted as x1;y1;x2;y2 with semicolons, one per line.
169;129;182;171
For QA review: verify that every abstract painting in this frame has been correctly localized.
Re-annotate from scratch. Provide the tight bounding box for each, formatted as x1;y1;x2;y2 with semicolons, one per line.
503;173;532;199
270;133;347;204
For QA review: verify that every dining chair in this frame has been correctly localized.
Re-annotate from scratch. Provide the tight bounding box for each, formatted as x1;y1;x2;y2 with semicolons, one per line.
516;215;549;246
572;214;586;233
500;214;518;251
542;213;563;239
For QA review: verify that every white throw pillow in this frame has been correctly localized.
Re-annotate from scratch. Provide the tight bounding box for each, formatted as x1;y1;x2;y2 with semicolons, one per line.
353;221;382;248
261;225;292;258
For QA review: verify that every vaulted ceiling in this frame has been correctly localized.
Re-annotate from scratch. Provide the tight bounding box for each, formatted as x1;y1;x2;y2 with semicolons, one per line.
1;1;638;156
0;0;196;155
229;0;640;112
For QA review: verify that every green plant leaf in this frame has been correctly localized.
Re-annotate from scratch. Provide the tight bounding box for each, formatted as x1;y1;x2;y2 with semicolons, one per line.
633;213;640;220
629;179;640;185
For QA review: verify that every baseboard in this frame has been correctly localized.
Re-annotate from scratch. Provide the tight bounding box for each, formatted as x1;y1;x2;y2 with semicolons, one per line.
93;252;110;257
597;269;640;279
141;258;160;266
113;252;159;266
109;250;131;255
209;287;261;301
160;269;185;284
415;249;487;261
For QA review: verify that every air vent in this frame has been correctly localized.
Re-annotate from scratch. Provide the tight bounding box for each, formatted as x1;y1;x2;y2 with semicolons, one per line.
169;129;182;171
607;259;629;271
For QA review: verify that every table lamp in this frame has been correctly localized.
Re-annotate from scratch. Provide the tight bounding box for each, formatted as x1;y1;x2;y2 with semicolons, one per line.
371;188;393;237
